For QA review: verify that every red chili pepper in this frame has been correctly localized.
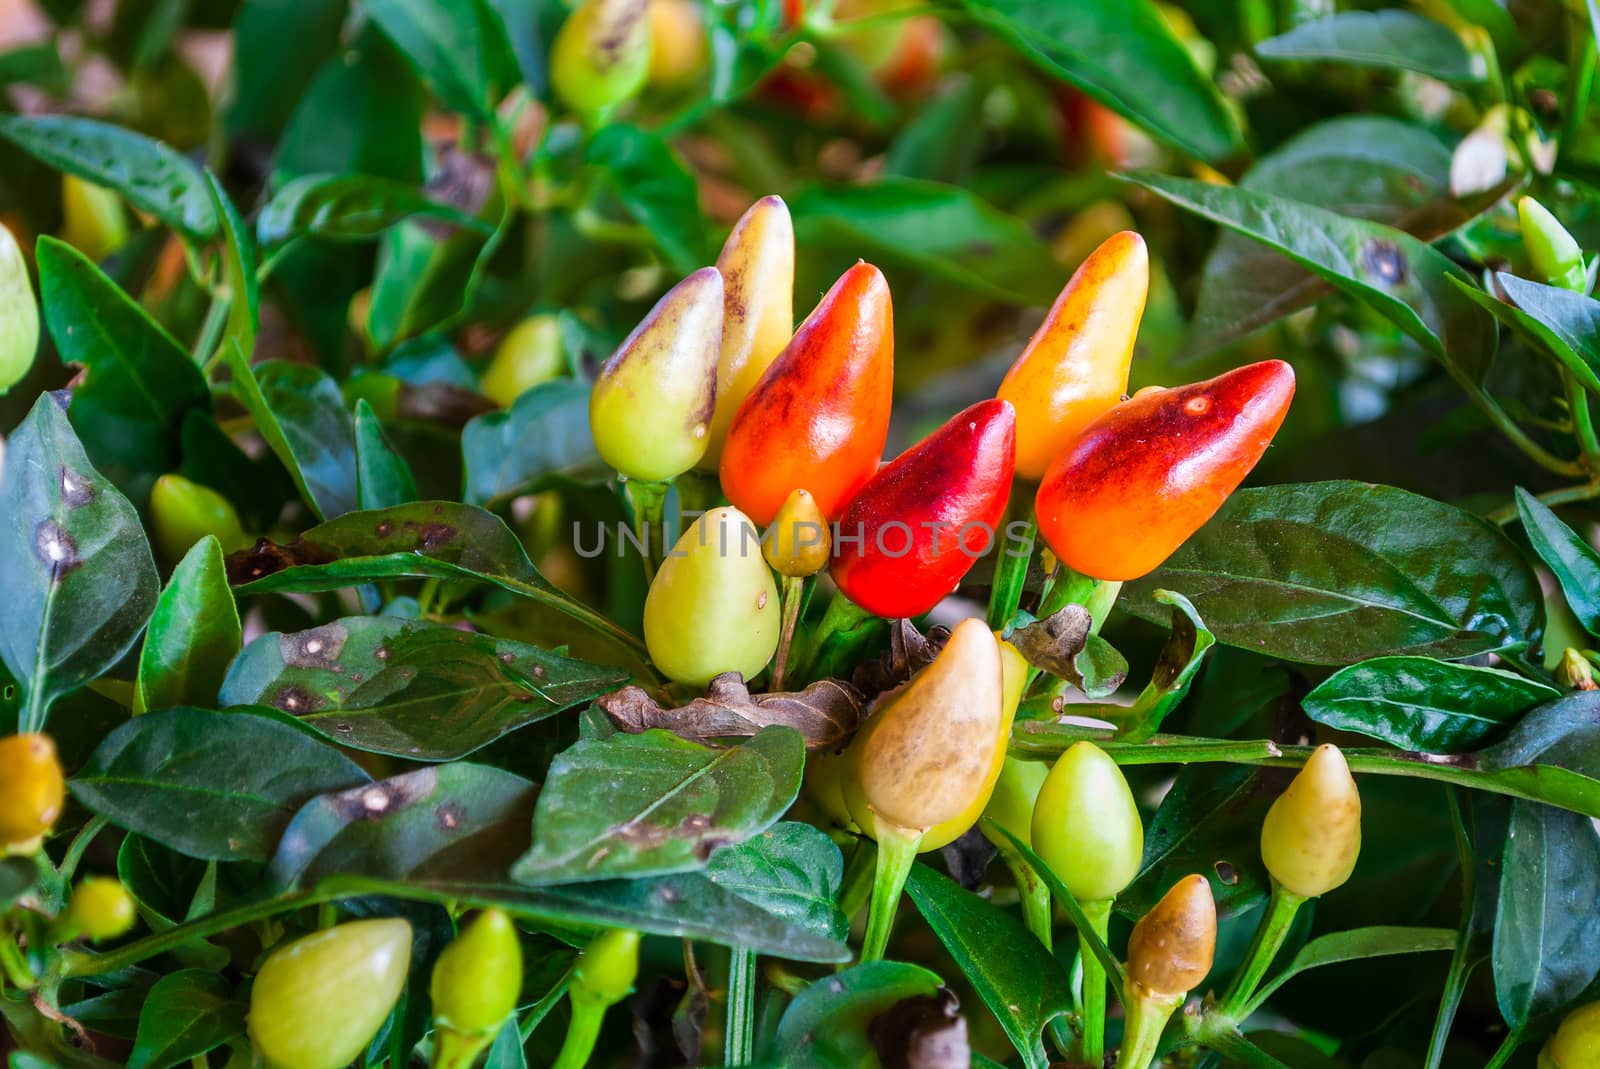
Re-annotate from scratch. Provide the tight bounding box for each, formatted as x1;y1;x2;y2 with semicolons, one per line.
720;262;894;526
1035;360;1295;581
830;398;1016;618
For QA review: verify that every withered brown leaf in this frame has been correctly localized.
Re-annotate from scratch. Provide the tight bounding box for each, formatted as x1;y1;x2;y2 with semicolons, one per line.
1008;604;1092;678
597;673;864;750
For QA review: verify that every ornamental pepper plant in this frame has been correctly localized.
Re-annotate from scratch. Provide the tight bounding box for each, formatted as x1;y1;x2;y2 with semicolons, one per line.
4;1;1600;1067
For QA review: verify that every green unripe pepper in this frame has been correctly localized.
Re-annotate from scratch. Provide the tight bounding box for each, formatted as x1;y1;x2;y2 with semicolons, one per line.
551;0;652;122
1518;196;1586;292
573;927;641;1006
982;756;1048;851
248;918;412;1069
149;473;250;565
643;506;780;686
61;174;129;262
1031;740;1143;901
1543;1001;1600;1069
0;221;38;394
481;315;566;408
63;877;138;942
430;909;523;1069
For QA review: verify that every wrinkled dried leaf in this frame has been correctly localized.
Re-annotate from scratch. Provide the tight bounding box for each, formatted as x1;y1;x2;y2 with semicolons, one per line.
1009;605;1091;678
851;619;947;698
598;674;863;751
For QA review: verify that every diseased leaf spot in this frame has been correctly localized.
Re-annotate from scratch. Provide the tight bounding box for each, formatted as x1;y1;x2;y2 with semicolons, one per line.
281;623;348;668
436;802;466;831
1360;239;1407;285
34;520;81;577
1214;860;1239;885
418;522;457;551
59;467;95;507
271;684;326;714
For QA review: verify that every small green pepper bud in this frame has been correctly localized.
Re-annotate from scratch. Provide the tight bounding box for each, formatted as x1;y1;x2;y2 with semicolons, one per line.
1542;1001;1600;1069
1557;647;1598;691
64;877;138;941
1030;741;1143;902
1118;874;1217;1069
0;221;38;393
573;928;641;1006
551;0;652;122
60;174;129;262
1519;196;1587;292
589;267;723;483
149;473;250;565
0;733;65;857
248;918;413;1069
430;909;523;1069
481;315;566;408
763;488;830;578
1259;743;1361;899
643;506;780;686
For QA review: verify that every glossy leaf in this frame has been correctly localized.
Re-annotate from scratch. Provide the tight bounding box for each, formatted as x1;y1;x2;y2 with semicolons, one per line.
1493;799;1600;1027
69;707;371;861
257;172;488;246
0;859;36;911
38;237;210;488
1256;11;1481;81
0;395;159;731
1491;274;1600;397
1125;172;1497;382
0;115;216;239
353;399;418;510
703;822;847;946
1517;488;1600;634
365;0;515;119
511;727;805;884
1121;589;1214;741
268;764;537;889
790;180;1067;306
768;961;945;1068
225;355;359;521
219;616;625;760
461;378;607;507
135;537;242;714
127;970;245;1069
206;172;259;363
956;0;1235;160
1124;764;1272;916
1303;656;1557;752
585;125;707;274
1245;926;1456;1012
483;1018;528;1069
905;863;1070;1069
1122;481;1540;665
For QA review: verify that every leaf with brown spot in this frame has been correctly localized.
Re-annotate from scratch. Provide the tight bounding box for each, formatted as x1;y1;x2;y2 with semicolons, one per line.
1009;606;1127;698
598;674;863;750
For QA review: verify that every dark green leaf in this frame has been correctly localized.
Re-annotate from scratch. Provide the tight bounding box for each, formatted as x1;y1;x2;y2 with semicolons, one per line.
461;379;606;506
127;970;245;1069
206;172;259;363
118;834;209;926
135;537;242;713
768;961;945;1068
586;125;707;274
484;0;545;94
0;44;67;93
511;727;805;884
70;707;370;861
1517;487;1600;635
790;180;1067;306
354;399;419;510
39;237;210;489
364;0;514;119
703;822;847;946
0;858;37;911
957;0;1236;160
1493;799;1600;1027
905;863;1069;1069
884;77;984;184
226;0;349;142
219;615;625;760
1122;481;1540;665
0;115;216;239
1478;692;1600;777
1492;274;1600;397
179;410;295;533
1121;589;1214;741
1256;11;1482;81
484;1017;527;1069
268;764;537;889
0;394;159;730
1304;657;1557;752
1245;927;1456;1013
1125;173;1497;382
1125;764;1272;916
224;351;359;521
256;172;489;246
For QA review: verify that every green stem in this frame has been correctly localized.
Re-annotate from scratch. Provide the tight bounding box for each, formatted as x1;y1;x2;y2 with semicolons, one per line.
1039;564;1097;619
1117;987;1184;1069
1564;370;1600;468
519;969;574;1042
725;947;758;1067
622;479;671;583
1001;848;1053;954
0;928;33;990
551;990;606;1069
860;824;922;962
62;890;322;979
193;295;230;369
987;516;1035;631
1488;480;1600;525
770;576;806;691
1201;1027;1297;1069
1221;880;1306;1019
837;838;876;925
1482;1027;1525;1069
792;590;878;685
1425;788;1481;1069
1078;898;1112;1067
1466;384;1586;477
57;816;108;884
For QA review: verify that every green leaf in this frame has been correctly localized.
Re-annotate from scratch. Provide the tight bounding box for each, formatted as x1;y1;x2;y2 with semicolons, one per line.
1121;589;1214;741
0;44;68;94
1483;274;1600;397
219;615;625;760
790;180;1067;306
0;858;37;911
586;125;708;274
256;172;490;246
884;77;984;184
127;970;245;1069
205;172;259;363
364;0;515;119
268;763;537;889
225;500;645;660
180;410;295;533
354;399;419;510
135;537;242;714
956;0;1236;160
1517;487;1600;635
1124;172;1497;382
1121;481;1540;665
484;0;545;94
1303;657;1558;752
38;236;210;489
1124;764;1272;916
70;707;371;861
460;378;606;507
769;961;945;1068
1256;11;1482;81
483;1018;527;1069
511;727;806;885
1493;799;1600;1027
0;115;217;239
226;0;349;142
905;863;1070;1069
0;394;159;732
118;835;212;927
1244;926;1456;1014
223;351;359;521
703;823;848;946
